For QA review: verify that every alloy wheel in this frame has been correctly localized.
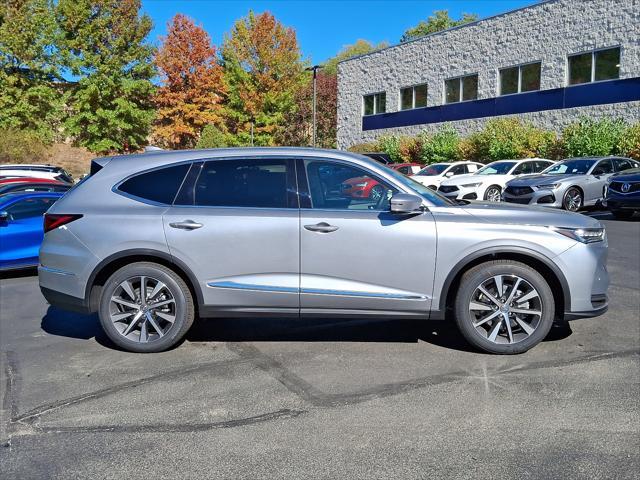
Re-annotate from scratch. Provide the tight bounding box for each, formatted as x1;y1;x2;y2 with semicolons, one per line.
109;276;177;343
564;189;582;212
485;187;502;202
468;274;542;344
369;185;384;201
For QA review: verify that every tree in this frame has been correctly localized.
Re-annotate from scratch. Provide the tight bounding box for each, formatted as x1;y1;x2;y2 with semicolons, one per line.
400;10;478;43
277;72;337;148
0;0;61;142
153;14;225;149
56;0;155;153
221;11;306;146
323;39;388;76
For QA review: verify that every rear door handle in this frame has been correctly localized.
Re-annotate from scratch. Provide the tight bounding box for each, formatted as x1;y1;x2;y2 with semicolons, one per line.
304;222;339;233
169;220;203;230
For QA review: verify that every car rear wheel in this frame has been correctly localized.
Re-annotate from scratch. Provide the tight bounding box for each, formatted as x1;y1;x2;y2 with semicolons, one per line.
611;209;634;220
98;262;195;353
484;186;502;202
562;187;582;212
454;260;555;354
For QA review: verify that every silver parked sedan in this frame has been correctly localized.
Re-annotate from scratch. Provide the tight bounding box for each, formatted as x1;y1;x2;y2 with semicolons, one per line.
503;157;640;211
39;148;609;354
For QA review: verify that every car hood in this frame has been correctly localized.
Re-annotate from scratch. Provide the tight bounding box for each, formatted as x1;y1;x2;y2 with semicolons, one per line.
458;201;601;229
441;174;514;187
610;168;640;182
507;173;587;186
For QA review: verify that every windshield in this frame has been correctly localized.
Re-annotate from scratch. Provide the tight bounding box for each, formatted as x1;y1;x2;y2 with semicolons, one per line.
543;159;597;175
475;162;516;175
384;166;455;206
416;164;449;176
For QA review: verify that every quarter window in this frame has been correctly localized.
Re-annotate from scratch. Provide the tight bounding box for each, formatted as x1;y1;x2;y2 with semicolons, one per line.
363;92;386;115
445;74;478;104
191;159;293;209
400;84;428;110
117;163;190;204
304;160;397;211
568;47;620;85
499;62;541;95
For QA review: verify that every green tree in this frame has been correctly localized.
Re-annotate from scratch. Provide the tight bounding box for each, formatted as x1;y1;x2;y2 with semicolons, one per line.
221;11;306;146
400;10;478;43
323;39;388;75
56;0;155;153
0;0;61;142
420;125;462;163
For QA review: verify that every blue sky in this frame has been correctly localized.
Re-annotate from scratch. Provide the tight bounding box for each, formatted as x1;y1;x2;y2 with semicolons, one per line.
141;0;539;63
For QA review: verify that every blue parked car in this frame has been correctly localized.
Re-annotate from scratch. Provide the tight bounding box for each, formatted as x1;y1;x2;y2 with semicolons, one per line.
0;191;64;271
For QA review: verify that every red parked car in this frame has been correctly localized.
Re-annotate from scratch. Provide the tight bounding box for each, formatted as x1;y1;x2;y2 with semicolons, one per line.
0;177;70;196
341;163;425;201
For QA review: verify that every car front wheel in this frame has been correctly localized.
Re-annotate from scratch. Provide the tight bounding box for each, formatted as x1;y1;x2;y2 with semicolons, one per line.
562;187;582;212
98;262;195;353
454;260;555;354
484;186;502;202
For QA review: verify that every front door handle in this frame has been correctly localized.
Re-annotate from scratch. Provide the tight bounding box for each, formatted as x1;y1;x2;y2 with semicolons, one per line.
169;220;203;230
304;222;339;233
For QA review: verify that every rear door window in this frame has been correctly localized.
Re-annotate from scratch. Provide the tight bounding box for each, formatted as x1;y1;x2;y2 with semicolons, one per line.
187;159;295;209
6;197;57;220
117;163;191;205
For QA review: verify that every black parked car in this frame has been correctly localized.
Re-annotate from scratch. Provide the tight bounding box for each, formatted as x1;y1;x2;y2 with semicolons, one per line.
362;152;392;165
605;168;640;219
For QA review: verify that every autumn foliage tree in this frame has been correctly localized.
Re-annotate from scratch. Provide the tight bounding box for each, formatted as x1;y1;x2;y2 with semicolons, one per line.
277;72;337;148
153;14;225;149
221;11;305;146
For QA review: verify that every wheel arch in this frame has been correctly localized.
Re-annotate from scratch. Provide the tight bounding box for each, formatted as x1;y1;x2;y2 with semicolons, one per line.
438;247;570;319
85;249;204;314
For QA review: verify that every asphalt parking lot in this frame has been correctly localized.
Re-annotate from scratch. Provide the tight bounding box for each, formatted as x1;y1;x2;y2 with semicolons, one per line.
1;212;639;479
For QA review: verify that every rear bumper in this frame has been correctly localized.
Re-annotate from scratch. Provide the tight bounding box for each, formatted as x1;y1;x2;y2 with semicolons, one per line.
40;285;90;314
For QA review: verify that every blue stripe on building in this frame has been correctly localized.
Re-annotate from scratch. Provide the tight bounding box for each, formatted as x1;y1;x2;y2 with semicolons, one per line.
362;77;640;131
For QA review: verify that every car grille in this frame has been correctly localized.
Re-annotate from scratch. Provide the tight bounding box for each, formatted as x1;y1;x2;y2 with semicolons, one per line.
505;197;531;204
438;185;459;194
609;181;640;193
505;186;533;196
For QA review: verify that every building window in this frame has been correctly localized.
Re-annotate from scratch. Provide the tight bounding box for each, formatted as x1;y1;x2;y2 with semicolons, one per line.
363;92;386;115
499;62;541;95
568;47;620;85
400;84;428;110
444;74;478;104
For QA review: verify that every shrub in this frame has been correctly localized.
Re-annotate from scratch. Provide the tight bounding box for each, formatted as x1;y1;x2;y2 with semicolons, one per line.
0;128;49;163
419;125;461;163
561;117;627;157
377;135;403;162
196;125;229;149
347;141;381;153
618;123;640;160
471;118;557;161
398;136;423;163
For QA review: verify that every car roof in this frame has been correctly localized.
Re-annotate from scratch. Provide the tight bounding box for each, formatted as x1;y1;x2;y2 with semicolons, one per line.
0;164;55;168
96;147;386;175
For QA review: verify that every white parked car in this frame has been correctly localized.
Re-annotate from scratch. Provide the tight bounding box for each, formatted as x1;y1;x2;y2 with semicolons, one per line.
412;161;483;190
437;158;554;202
0;164;74;184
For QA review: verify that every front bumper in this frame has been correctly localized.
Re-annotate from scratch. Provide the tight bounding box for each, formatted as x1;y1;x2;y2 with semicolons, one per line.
438;185;479;201
605;191;640;210
503;187;563;208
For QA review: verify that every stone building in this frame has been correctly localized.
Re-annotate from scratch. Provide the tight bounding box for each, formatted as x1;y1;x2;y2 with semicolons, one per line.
337;0;640;148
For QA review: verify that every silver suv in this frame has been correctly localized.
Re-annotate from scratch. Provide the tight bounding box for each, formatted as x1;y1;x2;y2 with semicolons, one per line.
39;148;609;354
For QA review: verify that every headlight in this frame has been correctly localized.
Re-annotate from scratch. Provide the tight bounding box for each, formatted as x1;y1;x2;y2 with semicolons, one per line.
461;182;482;188
549;226;606;243
354;182;369;187
536;183;560;189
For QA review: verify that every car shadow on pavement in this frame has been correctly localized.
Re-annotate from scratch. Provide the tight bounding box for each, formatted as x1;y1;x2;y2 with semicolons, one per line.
40;308;573;354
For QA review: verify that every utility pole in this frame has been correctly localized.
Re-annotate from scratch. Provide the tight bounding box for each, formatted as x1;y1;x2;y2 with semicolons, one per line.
305;65;323;147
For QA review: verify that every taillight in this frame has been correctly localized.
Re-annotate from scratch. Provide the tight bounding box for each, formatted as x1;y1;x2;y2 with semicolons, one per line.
44;214;83;233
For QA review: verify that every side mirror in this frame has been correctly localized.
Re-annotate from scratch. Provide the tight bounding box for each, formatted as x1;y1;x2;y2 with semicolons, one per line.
0;211;9;223
445;171;454;177
390;193;423;214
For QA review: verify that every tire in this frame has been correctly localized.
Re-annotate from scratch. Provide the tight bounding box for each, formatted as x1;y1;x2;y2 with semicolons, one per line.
562;187;582;212
454;260;555;354
98;262;195;353
611;209;634;220
484;185;502;202
427;185;437;190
